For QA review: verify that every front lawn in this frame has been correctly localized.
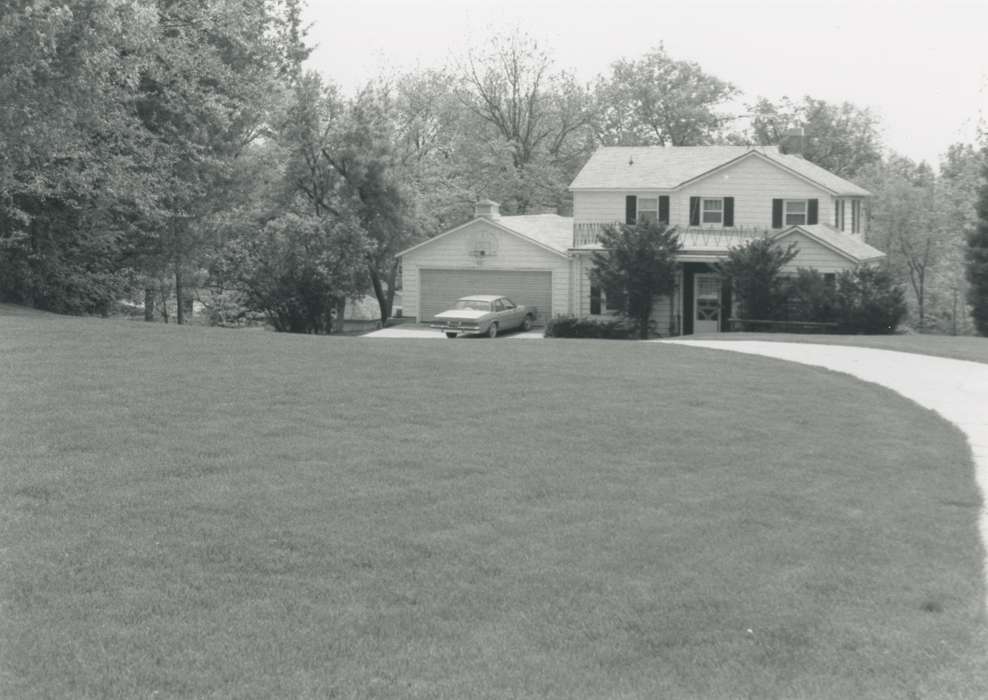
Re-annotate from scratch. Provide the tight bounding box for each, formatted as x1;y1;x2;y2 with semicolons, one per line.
1;311;985;698
691;331;988;365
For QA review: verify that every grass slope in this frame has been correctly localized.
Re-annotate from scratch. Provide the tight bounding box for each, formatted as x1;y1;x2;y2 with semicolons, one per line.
690;332;988;365
1;312;986;698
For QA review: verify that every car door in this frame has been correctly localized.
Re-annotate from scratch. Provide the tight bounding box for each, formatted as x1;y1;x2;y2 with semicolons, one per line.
500;297;522;329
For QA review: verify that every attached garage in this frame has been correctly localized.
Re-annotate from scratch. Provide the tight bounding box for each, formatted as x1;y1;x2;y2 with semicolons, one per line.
398;206;573;323
419;269;552;324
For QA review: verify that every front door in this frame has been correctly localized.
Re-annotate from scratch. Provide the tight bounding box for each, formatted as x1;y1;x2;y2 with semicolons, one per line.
694;274;721;334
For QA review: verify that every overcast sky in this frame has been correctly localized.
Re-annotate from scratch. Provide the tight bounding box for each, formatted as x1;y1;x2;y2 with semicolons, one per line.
303;0;987;167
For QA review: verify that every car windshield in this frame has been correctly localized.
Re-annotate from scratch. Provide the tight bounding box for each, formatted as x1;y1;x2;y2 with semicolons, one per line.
453;299;491;311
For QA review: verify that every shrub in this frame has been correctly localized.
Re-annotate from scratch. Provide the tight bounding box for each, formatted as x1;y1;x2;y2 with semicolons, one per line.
718;237;798;320
834;266;907;334
544;315;637;339
784;268;837;323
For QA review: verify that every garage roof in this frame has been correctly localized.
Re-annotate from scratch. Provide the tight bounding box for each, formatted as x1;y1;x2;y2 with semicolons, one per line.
398;214;573;258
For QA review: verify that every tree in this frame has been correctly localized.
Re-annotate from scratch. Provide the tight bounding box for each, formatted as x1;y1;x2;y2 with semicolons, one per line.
718;238;798;320
588;221;681;339
131;0;287;324
965;152;988;335
214;209;369;333
594;45;738;147
746;97;882;179
459;31;595;213
0;0;156;313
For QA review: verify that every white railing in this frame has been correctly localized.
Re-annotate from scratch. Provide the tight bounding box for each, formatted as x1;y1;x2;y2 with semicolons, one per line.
572;222;771;249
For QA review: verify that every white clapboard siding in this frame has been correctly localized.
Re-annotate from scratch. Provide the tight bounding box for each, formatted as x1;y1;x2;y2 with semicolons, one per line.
778;231;858;274
677;155;833;228
401;219;570;321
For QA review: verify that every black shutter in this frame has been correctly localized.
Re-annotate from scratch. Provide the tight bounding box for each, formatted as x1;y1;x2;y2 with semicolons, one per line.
772;199;783;228
625;195;637;225
723;197;735;227
807;199;818;225
689;197;700;226
659;195;670;224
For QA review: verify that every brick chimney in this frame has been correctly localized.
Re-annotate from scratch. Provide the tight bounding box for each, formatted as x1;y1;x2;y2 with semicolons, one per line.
780;127;805;156
474;199;500;220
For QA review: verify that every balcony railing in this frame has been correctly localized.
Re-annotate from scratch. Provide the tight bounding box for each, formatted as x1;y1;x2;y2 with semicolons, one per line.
572;221;771;250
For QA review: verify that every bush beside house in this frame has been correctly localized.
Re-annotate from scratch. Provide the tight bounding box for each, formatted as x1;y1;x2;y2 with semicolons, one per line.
544;315;637;339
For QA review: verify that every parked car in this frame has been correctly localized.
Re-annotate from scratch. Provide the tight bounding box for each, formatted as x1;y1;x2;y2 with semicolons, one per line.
430;295;536;338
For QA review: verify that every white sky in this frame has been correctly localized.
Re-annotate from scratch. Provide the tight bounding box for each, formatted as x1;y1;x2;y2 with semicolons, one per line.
304;0;987;167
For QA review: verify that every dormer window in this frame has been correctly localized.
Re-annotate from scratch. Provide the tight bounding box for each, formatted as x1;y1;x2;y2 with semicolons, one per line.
785;200;808;226
637;197;658;224
702;198;723;225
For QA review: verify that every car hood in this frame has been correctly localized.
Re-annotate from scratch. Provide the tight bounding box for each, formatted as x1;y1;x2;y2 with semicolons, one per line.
434;309;490;321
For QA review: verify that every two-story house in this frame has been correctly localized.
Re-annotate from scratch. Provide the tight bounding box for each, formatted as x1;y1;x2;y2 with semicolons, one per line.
397;145;885;335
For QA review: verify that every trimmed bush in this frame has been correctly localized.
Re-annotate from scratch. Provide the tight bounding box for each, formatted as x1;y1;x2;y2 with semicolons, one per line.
784;268;837;323
544;315;637;339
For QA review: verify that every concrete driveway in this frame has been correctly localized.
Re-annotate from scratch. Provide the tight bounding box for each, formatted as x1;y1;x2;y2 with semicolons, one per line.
665;339;988;608
362;325;544;339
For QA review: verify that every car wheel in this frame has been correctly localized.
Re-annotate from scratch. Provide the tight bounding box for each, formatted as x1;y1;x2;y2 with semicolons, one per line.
520;315;533;332
445;332;457;339
487;322;498;339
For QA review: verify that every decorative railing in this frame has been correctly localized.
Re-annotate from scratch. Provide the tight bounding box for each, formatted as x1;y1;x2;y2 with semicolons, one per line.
572;222;772;250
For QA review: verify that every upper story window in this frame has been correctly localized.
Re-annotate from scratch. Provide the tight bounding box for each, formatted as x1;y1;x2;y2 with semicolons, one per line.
702;198;723;225
785;200;807;226
851;200;861;233
637;197;658;224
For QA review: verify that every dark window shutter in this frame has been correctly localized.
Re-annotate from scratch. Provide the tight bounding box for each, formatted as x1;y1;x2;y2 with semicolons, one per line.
772;199;783;228
659;196;670;224
835;199;840;227
807;199;819;225
723;197;735;227
625;195;637;225
689;197;700;226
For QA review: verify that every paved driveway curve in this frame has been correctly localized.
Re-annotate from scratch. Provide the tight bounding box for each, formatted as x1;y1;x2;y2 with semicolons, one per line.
665;340;988;603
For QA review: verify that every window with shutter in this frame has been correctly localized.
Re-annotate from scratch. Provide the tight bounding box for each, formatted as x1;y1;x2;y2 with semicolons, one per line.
701;198;723;225
851;200;860;233
637;197;658;224
784;200;807;225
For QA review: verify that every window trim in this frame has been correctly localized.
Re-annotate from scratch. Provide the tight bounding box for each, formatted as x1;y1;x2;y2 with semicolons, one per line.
701;197;724;226
783;199;808;226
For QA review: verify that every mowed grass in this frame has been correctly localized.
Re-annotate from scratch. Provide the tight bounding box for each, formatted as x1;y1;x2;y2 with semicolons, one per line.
1;310;986;699
691;331;988;365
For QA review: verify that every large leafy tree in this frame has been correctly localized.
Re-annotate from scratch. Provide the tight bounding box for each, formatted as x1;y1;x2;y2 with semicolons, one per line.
594;45;738;147
860;155;939;328
746;96;882;179
132;0;286;324
965;152;988;335
588;222;681;339
459;31;595;213
0;0;156;313
718;238;798;320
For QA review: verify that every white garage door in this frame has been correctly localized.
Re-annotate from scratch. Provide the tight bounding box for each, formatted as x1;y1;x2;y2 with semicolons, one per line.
419;269;552;324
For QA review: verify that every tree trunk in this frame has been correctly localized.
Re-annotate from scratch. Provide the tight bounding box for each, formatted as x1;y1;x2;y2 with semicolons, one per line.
144;287;155;322
175;265;184;325
368;263;390;325
333;298;346;334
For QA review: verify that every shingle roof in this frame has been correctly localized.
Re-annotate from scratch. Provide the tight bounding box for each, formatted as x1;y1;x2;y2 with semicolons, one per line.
569;146;870;196
776;224;886;263
496;214;573;253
